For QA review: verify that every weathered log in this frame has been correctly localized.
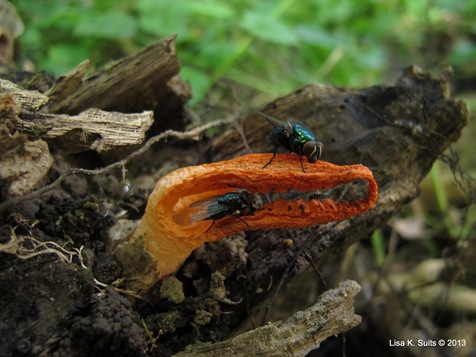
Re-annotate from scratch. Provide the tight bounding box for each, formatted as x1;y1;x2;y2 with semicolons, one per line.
45;34;191;132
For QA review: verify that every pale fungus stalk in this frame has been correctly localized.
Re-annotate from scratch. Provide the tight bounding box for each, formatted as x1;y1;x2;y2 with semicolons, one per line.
115;154;378;294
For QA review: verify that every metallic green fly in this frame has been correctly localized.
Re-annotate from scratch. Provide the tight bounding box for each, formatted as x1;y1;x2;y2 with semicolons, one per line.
189;190;256;232
259;112;324;172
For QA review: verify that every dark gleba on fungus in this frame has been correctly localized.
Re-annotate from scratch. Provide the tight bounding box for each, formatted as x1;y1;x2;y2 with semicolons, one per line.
116;153;378;294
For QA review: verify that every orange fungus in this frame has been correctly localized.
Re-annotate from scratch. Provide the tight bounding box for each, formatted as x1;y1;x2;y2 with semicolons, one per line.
118;153;378;293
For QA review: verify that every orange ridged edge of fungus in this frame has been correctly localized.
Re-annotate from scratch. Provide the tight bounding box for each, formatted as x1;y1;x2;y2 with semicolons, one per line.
117;153;378;294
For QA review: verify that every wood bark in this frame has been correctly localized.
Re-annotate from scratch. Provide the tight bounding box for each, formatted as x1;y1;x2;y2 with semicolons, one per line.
44;34;192;134
45;34;186;116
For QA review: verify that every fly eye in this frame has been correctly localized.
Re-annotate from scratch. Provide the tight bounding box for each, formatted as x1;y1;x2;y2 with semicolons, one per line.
242;192;255;205
303;141;323;163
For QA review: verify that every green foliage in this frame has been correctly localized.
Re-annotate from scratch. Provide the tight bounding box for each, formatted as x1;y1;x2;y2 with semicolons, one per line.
74;11;137;39
14;0;476;104
371;228;386;266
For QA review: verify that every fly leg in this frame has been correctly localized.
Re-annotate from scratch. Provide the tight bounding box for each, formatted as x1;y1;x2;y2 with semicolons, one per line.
232;215;250;228
298;146;306;173
262;145;278;169
206;216;249;233
205;220;216;232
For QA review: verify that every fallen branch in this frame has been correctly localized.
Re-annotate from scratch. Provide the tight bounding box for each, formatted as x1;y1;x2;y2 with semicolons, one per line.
174;280;361;357
13;108;154;153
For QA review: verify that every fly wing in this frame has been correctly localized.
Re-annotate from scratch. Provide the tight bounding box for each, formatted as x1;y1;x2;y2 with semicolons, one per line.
189;196;225;223
258;112;294;137
287;118;304;126
189;195;224;208
258;112;286;127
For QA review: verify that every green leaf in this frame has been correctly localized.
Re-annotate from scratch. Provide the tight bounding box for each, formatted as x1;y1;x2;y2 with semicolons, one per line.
240;11;298;45
74;11;137;39
138;0;190;37
180;66;211;105
295;25;339;49
451;40;476;66
185;0;233;18
45;43;90;76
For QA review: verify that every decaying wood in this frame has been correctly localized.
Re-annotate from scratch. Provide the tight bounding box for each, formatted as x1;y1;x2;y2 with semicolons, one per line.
1;77;154;152
0;134;52;196
174;280;361;357
44;60;89;103
0;116;235;213
45;34;191;131
0;91;53;196
0;78;48;111
13;108;153;153
0;33;192;198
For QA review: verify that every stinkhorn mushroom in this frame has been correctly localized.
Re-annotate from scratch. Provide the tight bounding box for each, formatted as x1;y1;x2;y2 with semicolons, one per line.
116;153;378;294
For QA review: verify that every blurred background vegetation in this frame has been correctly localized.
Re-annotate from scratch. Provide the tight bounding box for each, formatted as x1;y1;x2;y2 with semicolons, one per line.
10;0;476;354
14;0;476;104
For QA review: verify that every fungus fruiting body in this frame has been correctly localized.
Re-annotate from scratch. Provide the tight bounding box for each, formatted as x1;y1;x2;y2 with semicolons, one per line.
117;154;378;294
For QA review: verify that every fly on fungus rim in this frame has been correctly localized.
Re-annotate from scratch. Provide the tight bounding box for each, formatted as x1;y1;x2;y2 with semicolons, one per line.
116;153;378;294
